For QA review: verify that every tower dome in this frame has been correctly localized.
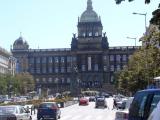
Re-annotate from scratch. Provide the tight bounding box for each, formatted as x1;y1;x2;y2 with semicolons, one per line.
80;0;99;22
13;36;24;46
13;35;29;50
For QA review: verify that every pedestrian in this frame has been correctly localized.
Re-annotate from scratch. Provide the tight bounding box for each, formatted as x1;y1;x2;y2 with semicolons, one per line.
112;98;118;110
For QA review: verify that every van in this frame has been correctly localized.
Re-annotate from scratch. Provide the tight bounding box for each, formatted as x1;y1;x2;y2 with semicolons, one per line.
128;89;160;120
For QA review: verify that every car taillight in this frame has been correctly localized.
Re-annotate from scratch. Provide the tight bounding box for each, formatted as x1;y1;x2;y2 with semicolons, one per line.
123;113;128;119
7;116;17;120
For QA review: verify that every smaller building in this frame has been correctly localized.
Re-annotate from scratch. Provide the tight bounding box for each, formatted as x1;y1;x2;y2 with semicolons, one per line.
0;46;16;75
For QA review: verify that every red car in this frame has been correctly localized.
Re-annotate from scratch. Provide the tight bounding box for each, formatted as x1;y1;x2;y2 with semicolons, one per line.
79;97;89;105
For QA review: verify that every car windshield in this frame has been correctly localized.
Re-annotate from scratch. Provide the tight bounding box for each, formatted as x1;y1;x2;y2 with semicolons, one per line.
39;103;56;108
0;107;16;114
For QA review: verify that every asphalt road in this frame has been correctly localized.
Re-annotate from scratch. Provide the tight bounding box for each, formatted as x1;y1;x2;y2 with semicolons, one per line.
32;97;117;120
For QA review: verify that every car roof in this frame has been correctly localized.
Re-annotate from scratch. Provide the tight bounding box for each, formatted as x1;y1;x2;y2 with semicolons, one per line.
138;89;160;93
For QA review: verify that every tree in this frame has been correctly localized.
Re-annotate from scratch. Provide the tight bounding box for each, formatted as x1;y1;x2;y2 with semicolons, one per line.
115;0;151;4
14;72;35;95
116;28;160;94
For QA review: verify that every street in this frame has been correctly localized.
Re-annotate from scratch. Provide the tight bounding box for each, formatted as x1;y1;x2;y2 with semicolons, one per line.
32;97;117;120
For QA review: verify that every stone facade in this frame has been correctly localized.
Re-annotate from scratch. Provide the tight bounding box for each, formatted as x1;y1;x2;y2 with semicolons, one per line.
11;0;138;94
0;46;16;76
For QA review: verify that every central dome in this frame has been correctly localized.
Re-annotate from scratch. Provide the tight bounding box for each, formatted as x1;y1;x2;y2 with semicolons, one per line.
80;0;99;22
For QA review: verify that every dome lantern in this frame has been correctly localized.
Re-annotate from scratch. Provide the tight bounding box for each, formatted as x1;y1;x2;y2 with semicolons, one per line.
80;0;99;22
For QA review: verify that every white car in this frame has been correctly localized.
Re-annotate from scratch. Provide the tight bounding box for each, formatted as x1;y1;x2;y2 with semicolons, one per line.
0;105;32;120
148;100;160;120
115;97;133;120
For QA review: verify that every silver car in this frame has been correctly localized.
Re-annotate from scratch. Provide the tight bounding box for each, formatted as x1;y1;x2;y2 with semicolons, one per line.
0;105;32;120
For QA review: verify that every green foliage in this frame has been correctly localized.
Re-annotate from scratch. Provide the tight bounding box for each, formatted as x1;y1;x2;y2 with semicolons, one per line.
115;0;150;4
0;72;35;95
116;29;160;94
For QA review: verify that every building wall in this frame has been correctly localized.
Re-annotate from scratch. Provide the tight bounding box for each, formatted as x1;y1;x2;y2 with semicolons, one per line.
0;46;16;75
11;0;139;94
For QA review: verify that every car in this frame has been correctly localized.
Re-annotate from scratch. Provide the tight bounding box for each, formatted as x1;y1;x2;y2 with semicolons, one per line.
128;89;160;120
95;96;108;108
0;105;31;120
89;96;95;102
37;102;61;120
116;98;128;109
79;97;89;105
148;100;160;120
115;97;133;120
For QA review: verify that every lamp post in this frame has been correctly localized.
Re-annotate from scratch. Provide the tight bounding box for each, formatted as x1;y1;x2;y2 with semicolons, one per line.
133;12;149;87
133;12;147;32
126;37;137;46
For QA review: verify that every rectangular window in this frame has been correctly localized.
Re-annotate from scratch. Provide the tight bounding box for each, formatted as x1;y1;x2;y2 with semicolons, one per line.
36;67;40;74
42;57;46;63
116;55;121;62
67;78;70;83
94;64;98;71
110;65;114;71
61;57;65;63
67;56;71;62
116;65;121;71
42;67;46;73
55;67;59;73
49;57;53;63
122;55;127;61
49;67;52;73
61;67;65;73
54;57;59;63
36;57;40;63
110;55;114;61
82;65;86;71
104;66;107;71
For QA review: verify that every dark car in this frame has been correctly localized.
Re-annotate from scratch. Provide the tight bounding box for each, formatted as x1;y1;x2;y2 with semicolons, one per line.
89;96;95;102
37;102;61;120
128;89;160;120
95;96;107;108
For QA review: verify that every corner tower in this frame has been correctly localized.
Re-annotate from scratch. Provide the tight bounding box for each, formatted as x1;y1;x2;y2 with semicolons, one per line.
71;0;108;51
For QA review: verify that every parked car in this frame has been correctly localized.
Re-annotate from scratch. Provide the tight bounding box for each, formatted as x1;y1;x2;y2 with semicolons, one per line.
95;96;108;108
116;98;128;109
0;105;31;120
128;89;160;120
79;97;89;105
148;100;160;120
115;97;133;120
37;102;61;120
89;96;95;102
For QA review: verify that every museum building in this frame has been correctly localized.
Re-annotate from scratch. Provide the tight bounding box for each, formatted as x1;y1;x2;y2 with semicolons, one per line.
11;0;138;94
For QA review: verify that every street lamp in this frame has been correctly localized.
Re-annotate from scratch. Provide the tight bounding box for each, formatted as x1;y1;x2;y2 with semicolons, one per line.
133;12;149;87
126;37;137;46
133;12;147;32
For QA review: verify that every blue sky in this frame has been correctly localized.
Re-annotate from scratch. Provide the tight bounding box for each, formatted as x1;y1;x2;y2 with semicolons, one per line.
0;0;159;51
